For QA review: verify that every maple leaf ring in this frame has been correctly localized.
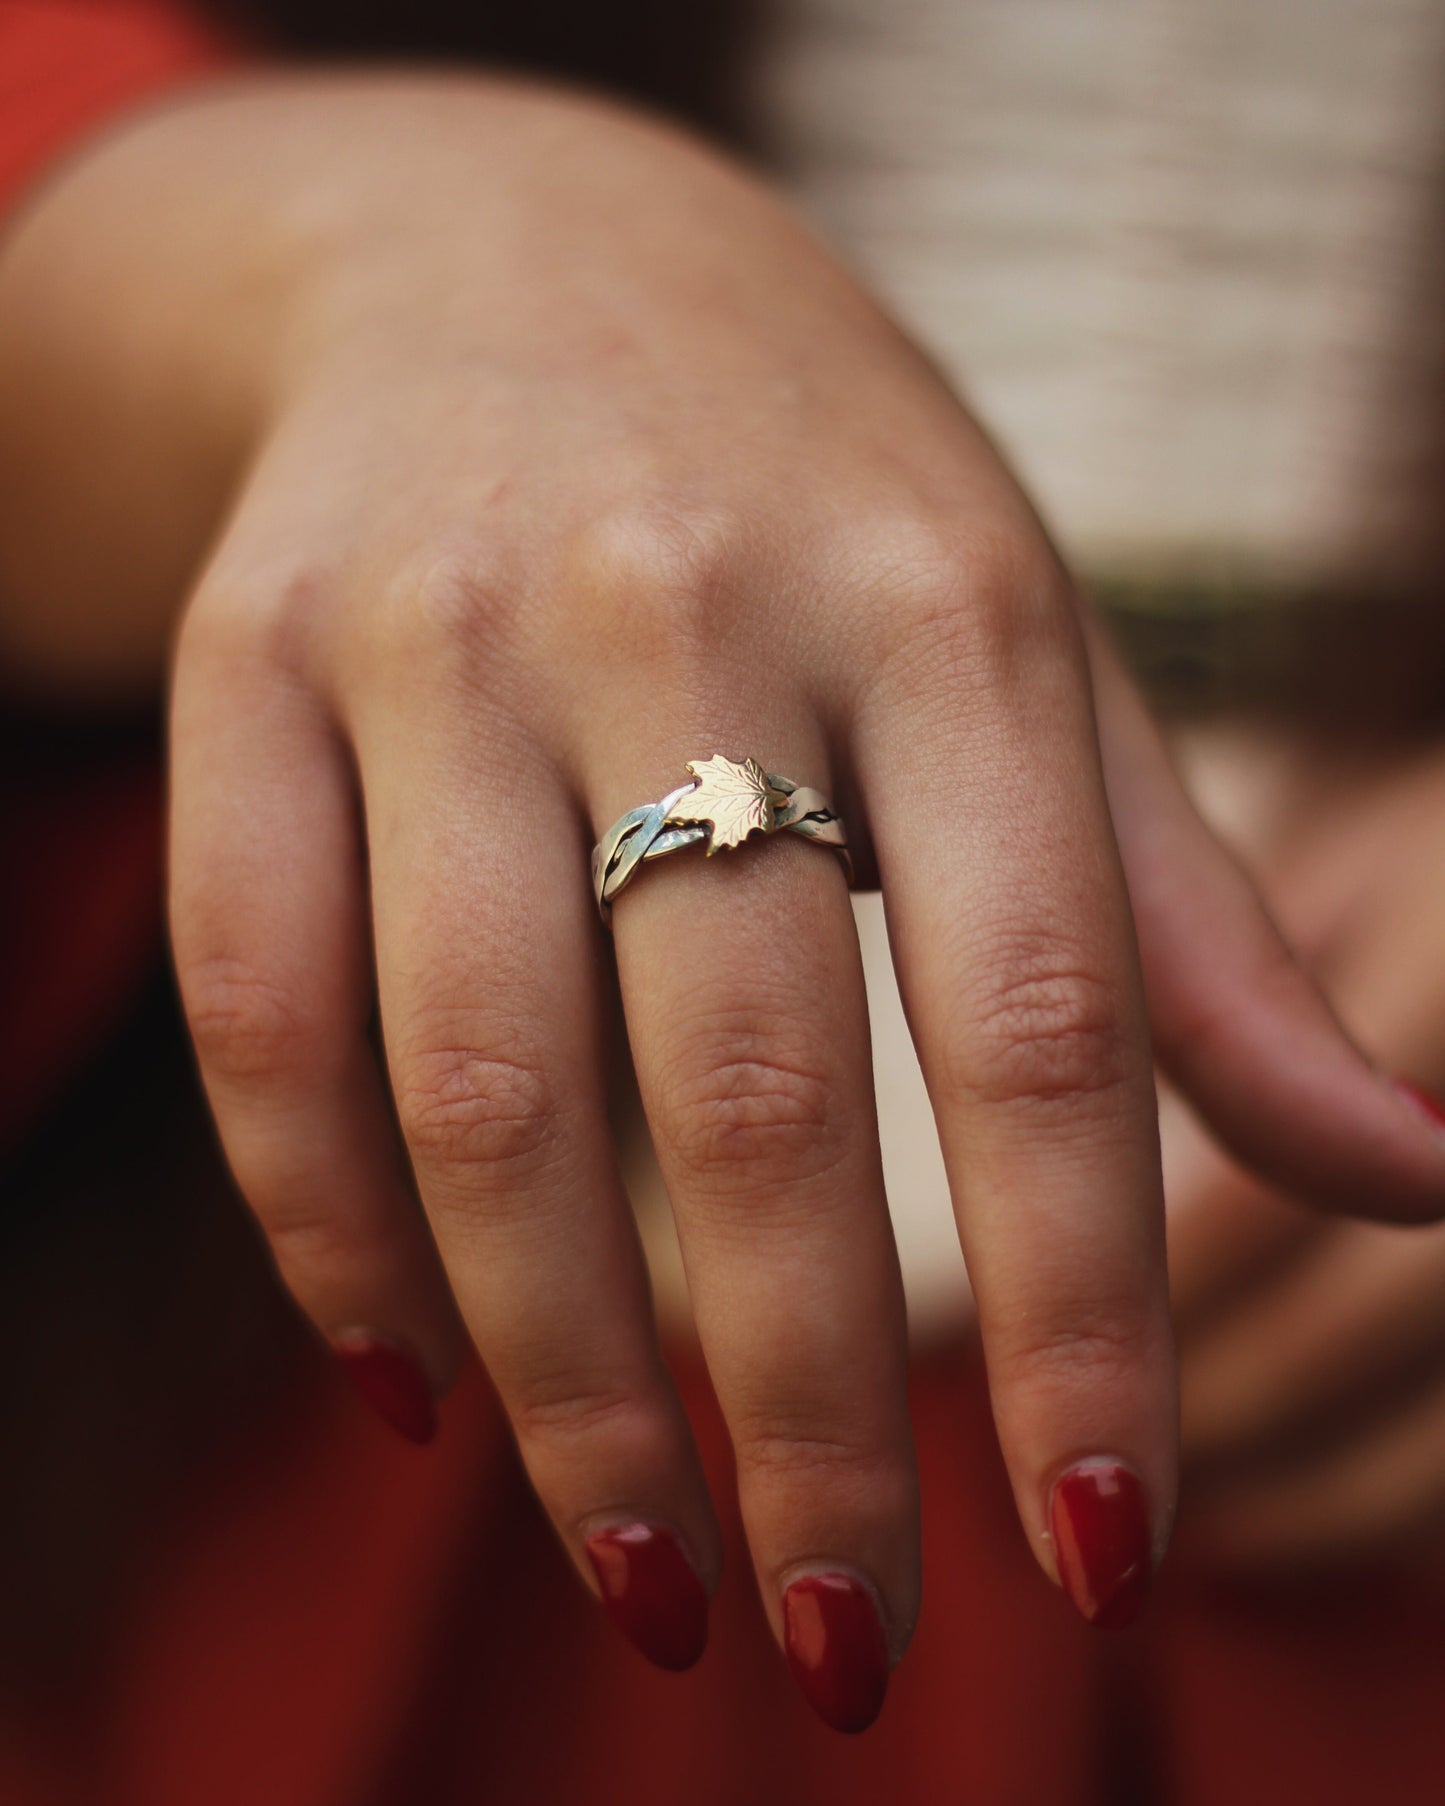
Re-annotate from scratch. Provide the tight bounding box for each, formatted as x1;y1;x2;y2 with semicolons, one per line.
590;753;852;924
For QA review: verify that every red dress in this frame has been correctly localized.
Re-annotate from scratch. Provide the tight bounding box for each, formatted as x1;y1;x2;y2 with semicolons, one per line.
3;9;1444;1799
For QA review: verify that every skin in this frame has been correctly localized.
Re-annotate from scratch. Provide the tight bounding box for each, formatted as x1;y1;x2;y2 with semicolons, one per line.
2;72;1444;1664
1162;730;1445;1571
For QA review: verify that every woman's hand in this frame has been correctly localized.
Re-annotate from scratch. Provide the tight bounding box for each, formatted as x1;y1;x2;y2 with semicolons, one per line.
1164;735;1445;1571
3;75;1443;1721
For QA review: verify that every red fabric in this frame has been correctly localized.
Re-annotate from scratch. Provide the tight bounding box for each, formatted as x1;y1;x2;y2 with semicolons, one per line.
5;1343;1103;1806
0;0;242;1143
3;7;1445;1804
8;1324;1442;1805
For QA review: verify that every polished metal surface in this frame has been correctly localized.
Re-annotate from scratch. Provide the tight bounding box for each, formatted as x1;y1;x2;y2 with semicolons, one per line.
591;753;852;924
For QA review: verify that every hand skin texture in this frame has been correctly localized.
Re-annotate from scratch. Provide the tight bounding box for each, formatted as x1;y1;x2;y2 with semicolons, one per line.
1161;732;1445;1573
2;73;1444;1698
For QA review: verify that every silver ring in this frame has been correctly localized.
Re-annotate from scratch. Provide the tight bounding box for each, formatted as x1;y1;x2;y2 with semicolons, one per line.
591;752;852;925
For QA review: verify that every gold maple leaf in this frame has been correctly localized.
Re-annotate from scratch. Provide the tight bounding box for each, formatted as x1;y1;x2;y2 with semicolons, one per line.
664;754;788;853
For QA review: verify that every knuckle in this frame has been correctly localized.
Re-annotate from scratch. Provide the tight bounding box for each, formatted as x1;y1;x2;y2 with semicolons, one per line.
183;956;321;1087
1000;1304;1159;1397
507;1378;649;1445
862;513;1011;606
732;1418;914;1517
251;1172;405;1253
261;1206;356;1269
393;1042;561;1175
938;935;1136;1111
859;516;1075;710
657;1013;846;1193
574;496;744;645
182;560;333;676
373;542;523;675
509;1379;639;1437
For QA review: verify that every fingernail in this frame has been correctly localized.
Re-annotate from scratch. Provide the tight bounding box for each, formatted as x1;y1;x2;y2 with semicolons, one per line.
782;1572;889;1734
584;1523;709;1672
1396;1079;1445;1135
1049;1460;1152;1628
334;1334;437;1446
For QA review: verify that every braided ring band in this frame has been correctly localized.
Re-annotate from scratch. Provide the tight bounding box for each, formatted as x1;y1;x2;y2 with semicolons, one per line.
591;752;852;925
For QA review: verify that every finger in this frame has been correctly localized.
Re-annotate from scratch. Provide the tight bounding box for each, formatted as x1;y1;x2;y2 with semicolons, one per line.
357;693;719;1674
1181;901;1445;1464
857;557;1175;1630
170;617;462;1442
1184;1376;1445;1569
1085;616;1445;1222
601;731;914;1735
1182;1220;1445;1467
1160;1086;1321;1329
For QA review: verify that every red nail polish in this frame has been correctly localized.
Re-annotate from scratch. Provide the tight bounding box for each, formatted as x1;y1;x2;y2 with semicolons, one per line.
1397;1079;1445;1133
584;1524;708;1672
335;1335;437;1446
1049;1461;1152;1628
783;1573;889;1734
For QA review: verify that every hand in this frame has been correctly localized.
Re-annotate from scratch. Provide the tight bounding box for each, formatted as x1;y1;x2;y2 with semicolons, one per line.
3;75;1443;1719
1166;733;1445;1570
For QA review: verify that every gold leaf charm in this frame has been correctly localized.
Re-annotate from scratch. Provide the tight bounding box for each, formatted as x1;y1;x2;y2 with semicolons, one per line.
664;754;789;854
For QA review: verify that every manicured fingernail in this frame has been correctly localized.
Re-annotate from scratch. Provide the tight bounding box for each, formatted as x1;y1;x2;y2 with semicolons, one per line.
584;1523;708;1672
1049;1460;1152;1628
334;1334;437;1446
1396;1079;1445;1135
782;1572;889;1734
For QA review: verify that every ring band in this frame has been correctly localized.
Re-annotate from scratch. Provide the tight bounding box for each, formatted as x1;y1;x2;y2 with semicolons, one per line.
591;752;852;925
